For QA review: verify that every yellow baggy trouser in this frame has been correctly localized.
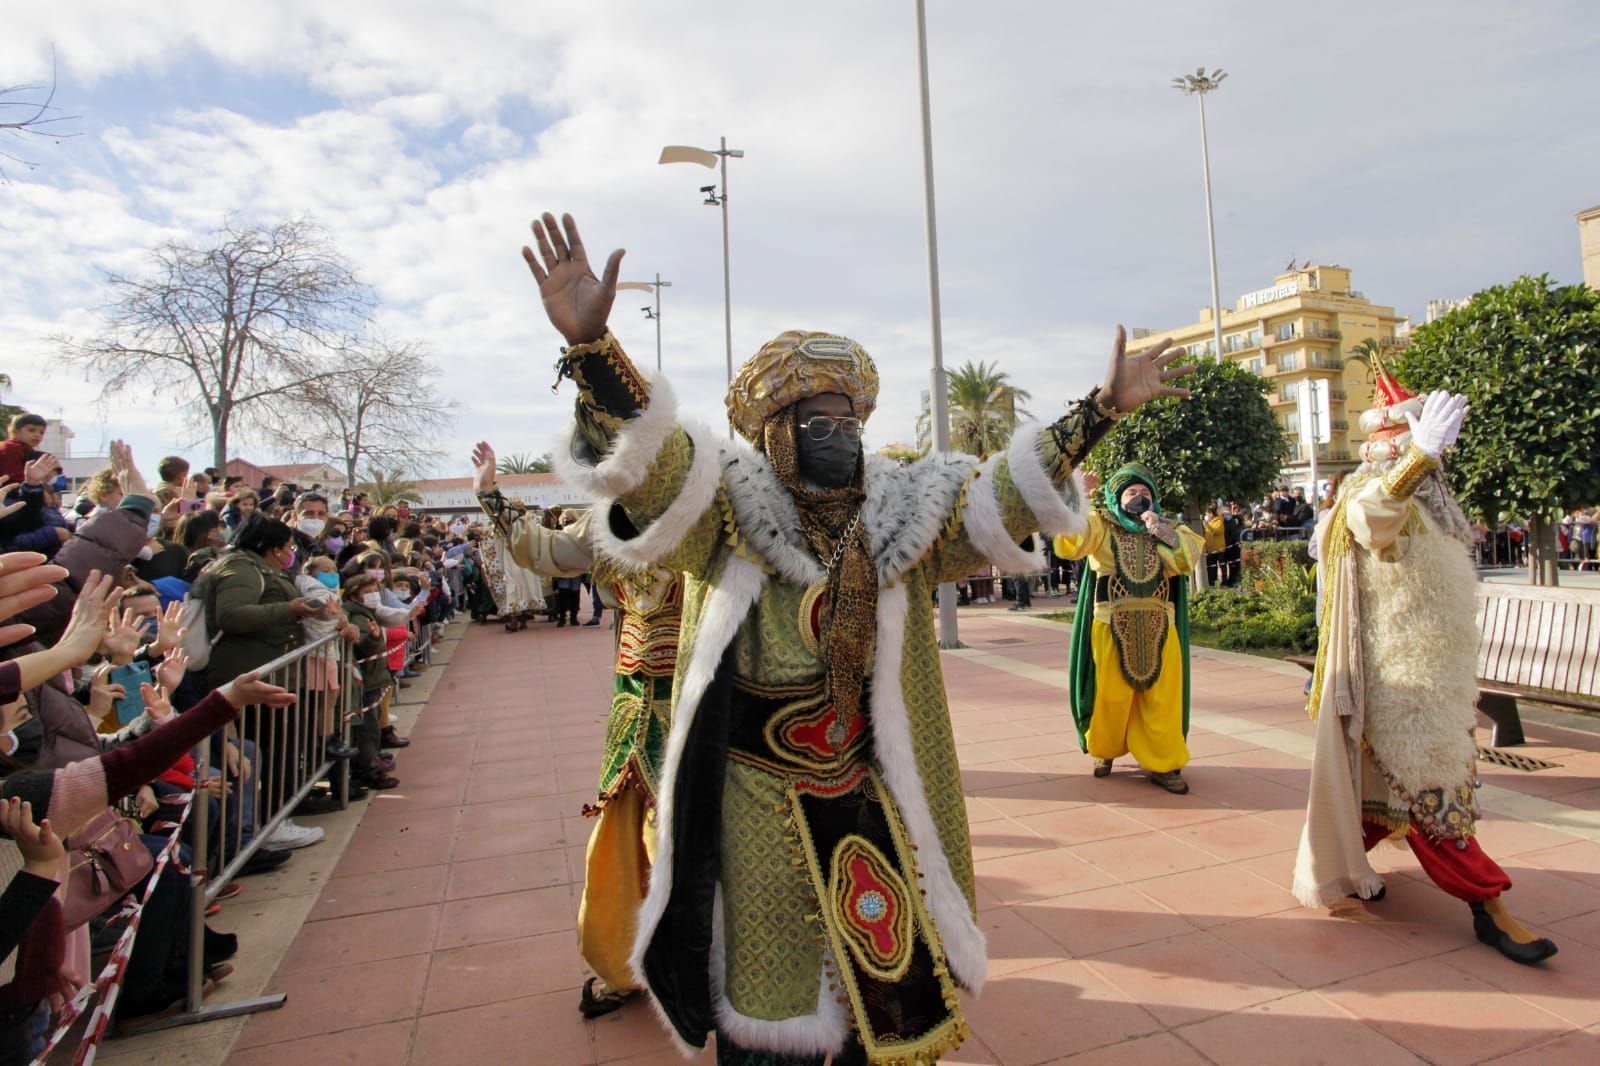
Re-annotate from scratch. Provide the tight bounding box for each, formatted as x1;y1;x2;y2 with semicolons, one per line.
1085;620;1189;774
577;787;657;993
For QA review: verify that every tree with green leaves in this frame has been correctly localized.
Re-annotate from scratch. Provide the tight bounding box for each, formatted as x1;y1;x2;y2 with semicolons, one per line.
1087;356;1287;525
1391;274;1600;585
496;451;552;475
358;466;422;507
917;360;1032;458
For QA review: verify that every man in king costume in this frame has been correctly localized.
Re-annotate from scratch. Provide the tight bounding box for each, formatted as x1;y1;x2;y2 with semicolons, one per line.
1292;367;1558;965
522;212;1193;1064
472;443;685;1015
1055;464;1204;794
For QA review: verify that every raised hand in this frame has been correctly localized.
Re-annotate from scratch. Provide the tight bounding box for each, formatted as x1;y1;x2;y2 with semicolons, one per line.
87;664;125;720
0;798;66;876
56;570;126;665
151;599;186;657
155;645;191;692
109;440;150;496
472;442;498;495
220;671;297;710
23;453;59;487
101;605;145;663
0;551;67;646
1100;325;1195;415
139;682;174;723
1405;391;1470;459
520;212;624;346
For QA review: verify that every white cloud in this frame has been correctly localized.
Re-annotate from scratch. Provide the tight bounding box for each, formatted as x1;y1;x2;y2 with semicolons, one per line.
2;0;1597;476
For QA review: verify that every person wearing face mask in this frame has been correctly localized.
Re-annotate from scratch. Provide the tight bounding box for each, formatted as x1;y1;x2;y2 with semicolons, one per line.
528;212;1193;1065
339;573;399;790
1055;464;1204;795
189;513;333;821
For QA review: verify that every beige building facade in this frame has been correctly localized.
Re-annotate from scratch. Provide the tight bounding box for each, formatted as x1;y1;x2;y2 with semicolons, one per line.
1578;204;1600;291
1130;264;1408;492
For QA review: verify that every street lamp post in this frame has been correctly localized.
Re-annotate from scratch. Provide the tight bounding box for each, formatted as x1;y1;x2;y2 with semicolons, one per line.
617;274;672;371
1171;67;1228;364
660;138;744;436
914;0;960;649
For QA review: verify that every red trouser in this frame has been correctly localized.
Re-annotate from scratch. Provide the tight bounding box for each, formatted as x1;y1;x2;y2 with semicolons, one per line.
1362;820;1513;903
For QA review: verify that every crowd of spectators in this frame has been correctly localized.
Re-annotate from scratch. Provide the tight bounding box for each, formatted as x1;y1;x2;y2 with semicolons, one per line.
0;410;491;1055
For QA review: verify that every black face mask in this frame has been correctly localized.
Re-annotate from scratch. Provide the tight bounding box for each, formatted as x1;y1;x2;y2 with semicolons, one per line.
797;426;861;489
1122;495;1152;518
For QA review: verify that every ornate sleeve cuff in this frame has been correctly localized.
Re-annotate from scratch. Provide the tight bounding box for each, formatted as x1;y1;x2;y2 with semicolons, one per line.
475;487;520;539
553;331;649;438
1380;444;1440;500
1045;386;1120;479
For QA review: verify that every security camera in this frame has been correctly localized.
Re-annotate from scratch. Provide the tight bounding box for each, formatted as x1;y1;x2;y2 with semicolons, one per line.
700;185;716;194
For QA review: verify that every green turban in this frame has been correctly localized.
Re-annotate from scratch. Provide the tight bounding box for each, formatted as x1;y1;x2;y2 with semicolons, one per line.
1103;463;1161;533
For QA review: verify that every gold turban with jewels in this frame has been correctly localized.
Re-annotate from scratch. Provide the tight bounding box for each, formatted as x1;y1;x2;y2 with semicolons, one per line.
726;330;880;443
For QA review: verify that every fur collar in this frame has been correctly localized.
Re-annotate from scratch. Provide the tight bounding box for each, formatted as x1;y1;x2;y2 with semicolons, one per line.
718;445;975;588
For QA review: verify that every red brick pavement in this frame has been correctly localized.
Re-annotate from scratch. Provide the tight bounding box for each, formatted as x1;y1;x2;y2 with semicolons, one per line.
230;604;1600;1065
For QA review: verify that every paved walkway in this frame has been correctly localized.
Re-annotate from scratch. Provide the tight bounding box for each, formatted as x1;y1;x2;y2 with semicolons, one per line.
224;603;1600;1065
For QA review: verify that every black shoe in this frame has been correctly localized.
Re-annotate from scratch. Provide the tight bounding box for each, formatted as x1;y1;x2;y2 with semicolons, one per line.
237;847;293;877
579;977;632;1018
204;925;238;965
380;726;411;749
1092;759;1113;778
356;772;401;791
582;619;600;627
1347;884;1387;902
1471;902;1558;965
324;741;359;761
557;617;566;628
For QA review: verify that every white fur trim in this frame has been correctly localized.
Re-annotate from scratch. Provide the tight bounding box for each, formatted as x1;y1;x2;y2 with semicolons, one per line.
1359;433;1413;464
959;453;1041;574
1005;424;1088;538
868;583;988;993
710;886;849;1055
588;419;722;571
720;446;825;586
552;372;681;499
630;554;768;1000
862;453;975;585
1358;397;1422;434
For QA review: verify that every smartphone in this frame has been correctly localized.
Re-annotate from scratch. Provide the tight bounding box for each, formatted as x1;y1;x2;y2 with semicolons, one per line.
179;498;205;514
107;661;154;725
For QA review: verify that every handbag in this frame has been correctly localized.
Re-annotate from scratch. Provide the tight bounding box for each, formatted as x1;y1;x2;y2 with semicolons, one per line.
62;808;154;929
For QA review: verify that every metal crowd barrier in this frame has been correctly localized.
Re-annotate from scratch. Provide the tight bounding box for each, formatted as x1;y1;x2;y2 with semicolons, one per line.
138;632;355;1032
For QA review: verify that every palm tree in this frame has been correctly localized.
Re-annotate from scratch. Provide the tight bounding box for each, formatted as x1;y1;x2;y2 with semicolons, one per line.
496;451;552;475
945;360;1032;458
358;466;422;507
1344;336;1391;382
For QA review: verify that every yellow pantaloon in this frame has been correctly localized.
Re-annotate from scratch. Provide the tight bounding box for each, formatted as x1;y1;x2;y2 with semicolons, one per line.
577;787;657;993
1086;620;1189;774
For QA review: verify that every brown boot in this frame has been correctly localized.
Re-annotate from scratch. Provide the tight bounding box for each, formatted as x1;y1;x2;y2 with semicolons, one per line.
1149;770;1189;795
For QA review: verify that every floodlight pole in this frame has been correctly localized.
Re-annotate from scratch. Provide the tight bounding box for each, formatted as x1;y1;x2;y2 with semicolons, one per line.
1173;69;1228;363
915;0;961;649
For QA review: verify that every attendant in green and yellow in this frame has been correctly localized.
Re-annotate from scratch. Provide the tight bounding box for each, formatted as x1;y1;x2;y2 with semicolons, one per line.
472;444;682;1019
1055;464;1203;794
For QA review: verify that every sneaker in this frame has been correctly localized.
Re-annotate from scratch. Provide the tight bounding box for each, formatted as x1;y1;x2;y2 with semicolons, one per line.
262;818;325;851
397;668;421;679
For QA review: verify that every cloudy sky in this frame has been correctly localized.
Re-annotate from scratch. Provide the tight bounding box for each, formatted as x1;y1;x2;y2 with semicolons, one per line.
3;1;1596;475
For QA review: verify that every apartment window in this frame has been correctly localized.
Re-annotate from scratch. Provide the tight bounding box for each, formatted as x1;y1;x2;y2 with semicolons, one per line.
1279;352;1302;372
1276;322;1296;341
1245;357;1265;375
1281;380;1300;401
1285;410;1300;432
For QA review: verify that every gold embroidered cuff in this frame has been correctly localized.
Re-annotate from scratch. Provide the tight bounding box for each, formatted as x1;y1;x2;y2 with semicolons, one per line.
475;487;518;538
1380;444;1439;500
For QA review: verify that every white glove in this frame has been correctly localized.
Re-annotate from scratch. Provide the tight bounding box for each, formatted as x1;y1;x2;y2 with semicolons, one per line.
1404;390;1469;459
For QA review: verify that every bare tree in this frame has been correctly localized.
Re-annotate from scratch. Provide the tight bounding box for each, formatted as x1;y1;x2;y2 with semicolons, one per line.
279;338;456;486
2;52;80;180
60;217;372;468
